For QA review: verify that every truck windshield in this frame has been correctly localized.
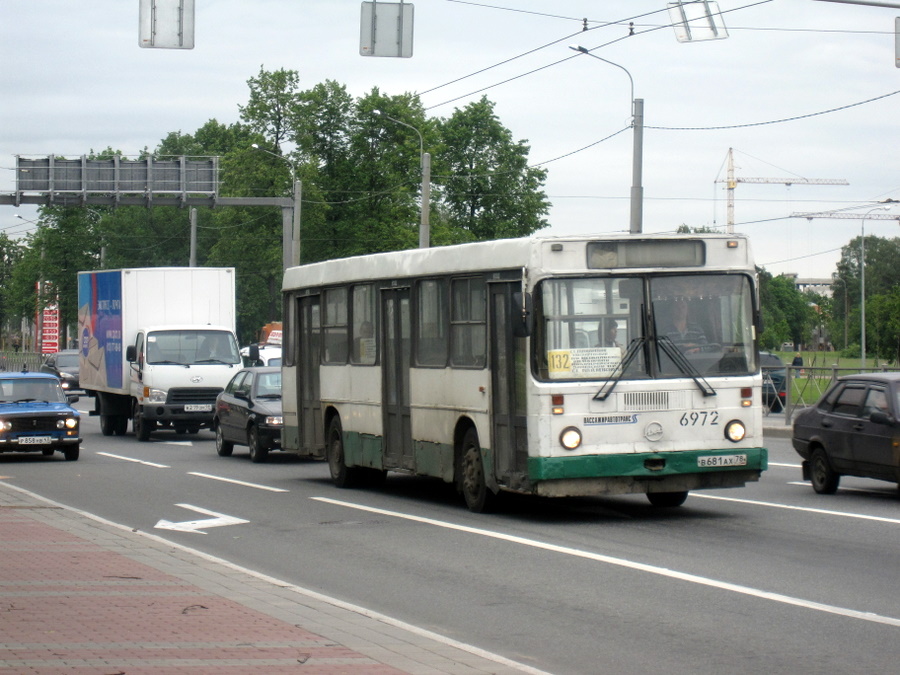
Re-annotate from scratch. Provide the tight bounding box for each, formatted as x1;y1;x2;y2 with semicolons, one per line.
146;330;241;366
535;273;756;381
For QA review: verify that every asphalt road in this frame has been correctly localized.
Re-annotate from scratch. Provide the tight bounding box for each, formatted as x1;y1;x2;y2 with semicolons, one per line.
2;405;899;675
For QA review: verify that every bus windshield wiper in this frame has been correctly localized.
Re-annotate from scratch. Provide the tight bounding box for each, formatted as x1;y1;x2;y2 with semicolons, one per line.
657;336;716;397
594;337;646;401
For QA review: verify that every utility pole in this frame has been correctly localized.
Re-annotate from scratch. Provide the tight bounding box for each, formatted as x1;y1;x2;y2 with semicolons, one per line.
720;148;848;233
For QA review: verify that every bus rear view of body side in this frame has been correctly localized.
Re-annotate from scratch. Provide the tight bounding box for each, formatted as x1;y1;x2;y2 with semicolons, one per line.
280;234;767;512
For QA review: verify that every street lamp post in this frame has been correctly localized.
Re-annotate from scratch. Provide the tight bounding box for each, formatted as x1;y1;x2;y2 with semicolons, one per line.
373;110;431;248
569;45;643;234
251;143;301;269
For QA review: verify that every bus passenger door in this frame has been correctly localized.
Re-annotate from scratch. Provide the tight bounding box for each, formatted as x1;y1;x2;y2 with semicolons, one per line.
490;283;529;489
382;287;414;470
298;295;324;455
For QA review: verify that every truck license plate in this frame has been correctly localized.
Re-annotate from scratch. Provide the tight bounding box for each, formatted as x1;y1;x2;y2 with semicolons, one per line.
184;404;212;412
698;454;747;468
19;436;52;445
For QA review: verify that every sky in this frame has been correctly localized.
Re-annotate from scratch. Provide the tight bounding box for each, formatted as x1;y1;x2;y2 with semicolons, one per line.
2;0;899;281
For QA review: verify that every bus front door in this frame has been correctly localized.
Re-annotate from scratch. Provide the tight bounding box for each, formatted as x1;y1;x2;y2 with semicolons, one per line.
298;295;324;455
382;287;414;469
490;283;529;489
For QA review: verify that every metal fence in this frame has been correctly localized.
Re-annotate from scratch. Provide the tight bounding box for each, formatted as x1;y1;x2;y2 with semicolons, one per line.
779;364;900;427
0;351;45;373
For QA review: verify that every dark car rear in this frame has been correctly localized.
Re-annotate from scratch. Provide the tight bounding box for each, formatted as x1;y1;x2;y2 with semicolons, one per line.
792;372;900;493
760;351;786;412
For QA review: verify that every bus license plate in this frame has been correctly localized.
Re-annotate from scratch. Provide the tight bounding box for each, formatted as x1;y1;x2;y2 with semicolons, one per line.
19;436;52;445
698;454;747;468
184;404;212;412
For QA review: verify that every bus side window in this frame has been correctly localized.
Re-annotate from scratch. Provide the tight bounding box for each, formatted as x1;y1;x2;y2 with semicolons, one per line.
351;284;377;365
450;276;486;368
323;287;348;364
416;279;448;367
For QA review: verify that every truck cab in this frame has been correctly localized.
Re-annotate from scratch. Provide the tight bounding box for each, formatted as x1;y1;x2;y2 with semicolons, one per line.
125;325;241;440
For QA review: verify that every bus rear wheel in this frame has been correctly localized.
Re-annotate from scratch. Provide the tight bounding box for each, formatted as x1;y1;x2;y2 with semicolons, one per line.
647;491;688;507
459;428;496;513
327;417;361;488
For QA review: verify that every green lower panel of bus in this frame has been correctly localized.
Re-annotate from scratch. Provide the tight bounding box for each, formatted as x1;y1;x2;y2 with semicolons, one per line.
343;432;455;481
528;447;768;482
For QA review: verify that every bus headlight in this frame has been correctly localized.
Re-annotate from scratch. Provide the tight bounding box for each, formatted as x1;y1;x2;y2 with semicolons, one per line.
560;426;582;450
724;420;746;443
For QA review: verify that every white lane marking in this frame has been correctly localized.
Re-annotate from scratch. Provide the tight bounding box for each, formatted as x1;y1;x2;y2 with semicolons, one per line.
188;472;289;493
96;452;170;468
154;503;250;534
693;493;900;525
161;441;194;447
0;482;548;675
769;461;802;468
314;496;900;629
786;481;891;496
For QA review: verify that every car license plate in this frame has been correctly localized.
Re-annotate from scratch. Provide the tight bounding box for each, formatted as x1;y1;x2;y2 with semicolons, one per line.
698;454;747;468
19;436;52;445
184;404;212;412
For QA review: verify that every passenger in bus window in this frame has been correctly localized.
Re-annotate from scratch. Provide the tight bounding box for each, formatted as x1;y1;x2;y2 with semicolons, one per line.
596;321;621;348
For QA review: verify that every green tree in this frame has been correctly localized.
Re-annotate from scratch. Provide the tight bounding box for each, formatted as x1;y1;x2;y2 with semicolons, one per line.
6;208;100;346
437;96;549;240
758;269;815;350
832;234;900;358
0;233;24;344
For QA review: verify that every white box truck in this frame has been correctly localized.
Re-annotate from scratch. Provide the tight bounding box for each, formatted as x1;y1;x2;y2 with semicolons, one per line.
77;267;241;441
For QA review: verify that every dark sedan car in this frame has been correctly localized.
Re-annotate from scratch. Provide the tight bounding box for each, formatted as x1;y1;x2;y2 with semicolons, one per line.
214;366;282;462
792;372;900;494
761;351;786;412
40;349;81;392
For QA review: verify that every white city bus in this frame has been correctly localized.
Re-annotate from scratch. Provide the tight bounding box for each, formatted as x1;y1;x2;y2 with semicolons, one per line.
280;233;767;511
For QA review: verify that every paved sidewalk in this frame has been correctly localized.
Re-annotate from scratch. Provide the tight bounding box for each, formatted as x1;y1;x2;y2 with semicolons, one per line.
0;482;536;675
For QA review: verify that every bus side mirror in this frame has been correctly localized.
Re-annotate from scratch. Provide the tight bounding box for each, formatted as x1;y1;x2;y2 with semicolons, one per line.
126;345;137;363
512;292;533;338
248;344;260;364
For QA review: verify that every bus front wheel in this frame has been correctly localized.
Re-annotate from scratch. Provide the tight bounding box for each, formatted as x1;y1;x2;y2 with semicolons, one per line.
327;417;361;488
459;428;496;513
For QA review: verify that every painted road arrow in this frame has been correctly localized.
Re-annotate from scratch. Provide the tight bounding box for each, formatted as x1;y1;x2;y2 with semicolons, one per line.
154;503;249;534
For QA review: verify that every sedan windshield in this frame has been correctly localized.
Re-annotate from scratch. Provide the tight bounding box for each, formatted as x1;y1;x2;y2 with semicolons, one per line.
0;378;68;403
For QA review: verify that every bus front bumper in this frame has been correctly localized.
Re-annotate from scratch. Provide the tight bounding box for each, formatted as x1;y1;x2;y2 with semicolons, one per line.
528;447;767;498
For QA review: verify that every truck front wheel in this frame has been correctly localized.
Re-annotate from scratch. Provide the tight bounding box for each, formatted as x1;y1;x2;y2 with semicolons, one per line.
134;410;155;442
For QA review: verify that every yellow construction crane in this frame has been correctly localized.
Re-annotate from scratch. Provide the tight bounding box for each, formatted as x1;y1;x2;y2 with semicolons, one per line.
719;148;849;233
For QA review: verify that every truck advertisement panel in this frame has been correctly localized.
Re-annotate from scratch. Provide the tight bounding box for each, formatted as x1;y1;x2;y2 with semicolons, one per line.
78;271;123;390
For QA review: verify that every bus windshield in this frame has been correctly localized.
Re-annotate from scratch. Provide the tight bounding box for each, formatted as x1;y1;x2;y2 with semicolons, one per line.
536;273;756;381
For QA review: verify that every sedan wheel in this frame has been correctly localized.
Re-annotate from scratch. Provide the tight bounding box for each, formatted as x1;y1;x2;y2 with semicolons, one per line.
248;425;268;463
810;447;840;494
215;424;234;457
